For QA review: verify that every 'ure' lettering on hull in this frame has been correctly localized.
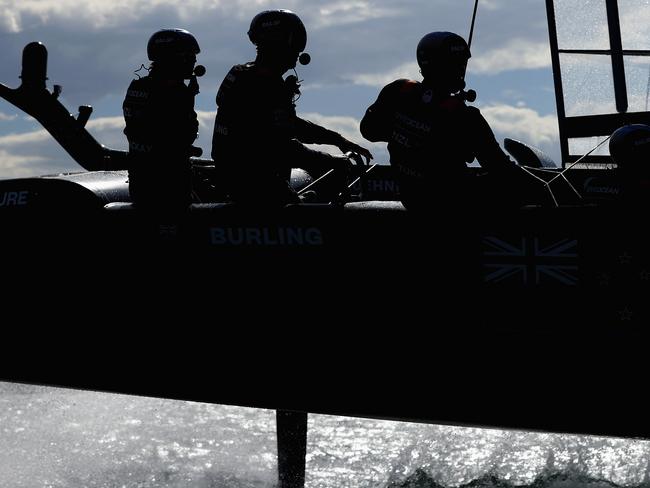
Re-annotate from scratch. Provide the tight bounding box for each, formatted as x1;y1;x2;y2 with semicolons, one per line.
0;190;29;207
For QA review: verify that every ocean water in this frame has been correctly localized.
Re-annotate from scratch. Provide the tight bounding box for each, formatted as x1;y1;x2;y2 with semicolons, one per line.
1;381;649;488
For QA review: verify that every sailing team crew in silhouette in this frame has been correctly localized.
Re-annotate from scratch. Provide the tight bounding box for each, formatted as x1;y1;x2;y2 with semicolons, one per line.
360;31;529;213
123;24;533;212
122;28;204;214
210;9;372;208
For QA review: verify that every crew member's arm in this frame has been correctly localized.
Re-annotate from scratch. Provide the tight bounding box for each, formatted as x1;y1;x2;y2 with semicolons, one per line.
294;117;373;163
360;80;404;143
470;107;547;205
211;66;262;162
155;83;200;158
469;107;518;174
176;94;199;153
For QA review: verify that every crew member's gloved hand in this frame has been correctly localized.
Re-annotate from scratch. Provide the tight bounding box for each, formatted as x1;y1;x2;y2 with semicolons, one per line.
189;145;203;157
345;151;368;168
332;153;355;174
336;139;373;164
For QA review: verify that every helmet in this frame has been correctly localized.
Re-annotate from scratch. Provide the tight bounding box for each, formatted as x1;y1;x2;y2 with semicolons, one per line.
417;32;471;70
147;28;200;62
248;10;307;53
609;124;650;180
416;32;471;89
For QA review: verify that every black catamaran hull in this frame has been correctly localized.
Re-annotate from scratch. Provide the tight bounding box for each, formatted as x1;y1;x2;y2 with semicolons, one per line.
1;194;647;440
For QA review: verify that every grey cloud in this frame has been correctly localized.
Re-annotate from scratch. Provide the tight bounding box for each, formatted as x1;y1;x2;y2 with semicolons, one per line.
0;136;81;178
1;0;551;105
0;101;561;179
0;115;126;178
0;150;52;179
0;111;18;121
0;111;221;178
0;109;385;178
299;111;388;163
481;104;561;164
471;40;551;75
1;0;561;173
302;0;550;84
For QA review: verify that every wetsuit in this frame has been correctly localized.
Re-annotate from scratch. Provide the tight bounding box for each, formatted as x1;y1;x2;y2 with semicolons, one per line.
360;79;521;211
123;74;198;212
211;62;348;206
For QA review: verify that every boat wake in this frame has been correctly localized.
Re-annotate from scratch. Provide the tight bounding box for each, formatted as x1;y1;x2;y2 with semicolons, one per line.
387;469;648;488
2;383;650;488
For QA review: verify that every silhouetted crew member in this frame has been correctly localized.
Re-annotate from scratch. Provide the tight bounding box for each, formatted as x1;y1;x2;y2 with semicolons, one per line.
360;32;523;212
609;124;650;207
211;9;372;207
123;28;203;212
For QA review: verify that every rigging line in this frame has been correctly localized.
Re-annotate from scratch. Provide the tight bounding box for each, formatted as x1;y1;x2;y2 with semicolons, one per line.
468;0;480;49
346;164;377;190
548;135;613;185
523;167;582;200
331;165;377;205
560;173;584;200
519;166;549;184
297;169;335;195
519;165;555;182
646;62;650;111
535;136;612;206
521;166;561;173
518;165;559;207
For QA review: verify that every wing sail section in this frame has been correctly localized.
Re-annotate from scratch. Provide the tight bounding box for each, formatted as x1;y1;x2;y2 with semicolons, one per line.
546;0;650;166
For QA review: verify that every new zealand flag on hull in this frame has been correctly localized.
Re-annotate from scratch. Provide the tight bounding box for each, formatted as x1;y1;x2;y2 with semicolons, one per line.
482;235;579;286
480;222;649;328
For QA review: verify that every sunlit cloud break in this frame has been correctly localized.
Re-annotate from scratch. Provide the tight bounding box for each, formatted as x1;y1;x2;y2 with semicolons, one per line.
472;40;551;75
481;104;558;145
346;62;420;88
0;115;125;147
313;1;402;28
0;110;390;176
0;112;18;121
0;115;127;177
348;39;551;87
296;112;388;162
481;103;560;162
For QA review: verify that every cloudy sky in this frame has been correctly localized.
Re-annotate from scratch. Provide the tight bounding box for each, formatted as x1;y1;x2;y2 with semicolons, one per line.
0;0;563;178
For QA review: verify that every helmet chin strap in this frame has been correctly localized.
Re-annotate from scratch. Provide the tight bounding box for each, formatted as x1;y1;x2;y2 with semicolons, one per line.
453;79;466;92
421;74;464;93
449;79;477;102
420;76;475;102
285;67;303;102
287;52;309;101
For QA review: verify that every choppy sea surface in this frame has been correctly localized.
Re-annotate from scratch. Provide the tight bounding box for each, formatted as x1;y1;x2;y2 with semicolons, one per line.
1;381;649;488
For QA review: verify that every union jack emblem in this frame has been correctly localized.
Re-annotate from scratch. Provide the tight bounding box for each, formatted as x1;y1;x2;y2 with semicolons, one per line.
482;236;579;286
